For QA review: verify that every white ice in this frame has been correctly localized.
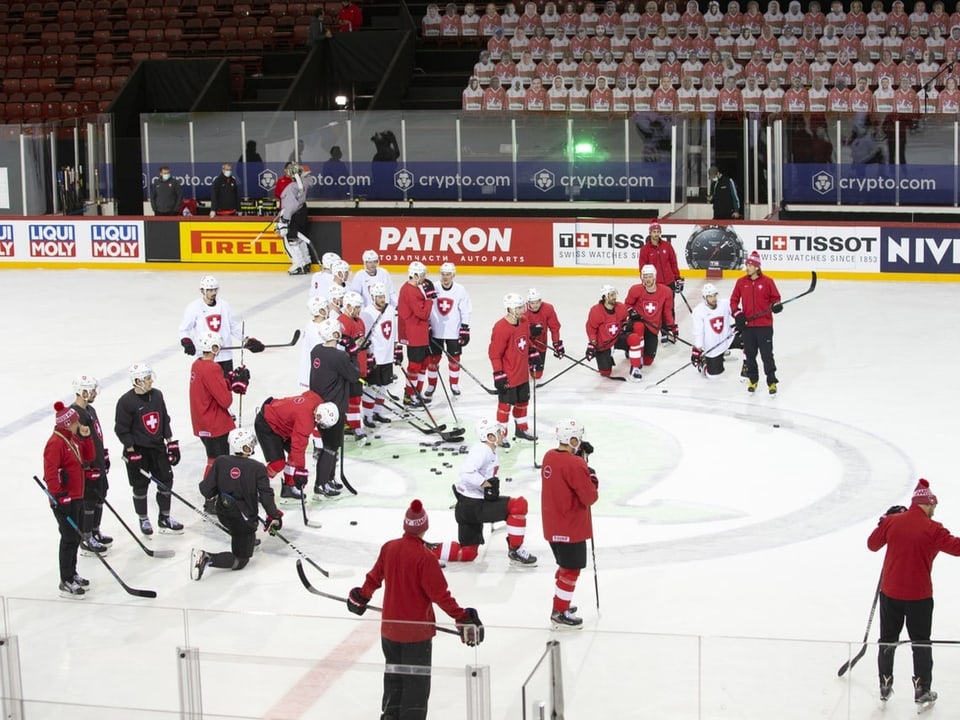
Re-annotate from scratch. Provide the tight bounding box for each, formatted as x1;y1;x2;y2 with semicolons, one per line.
1;267;959;719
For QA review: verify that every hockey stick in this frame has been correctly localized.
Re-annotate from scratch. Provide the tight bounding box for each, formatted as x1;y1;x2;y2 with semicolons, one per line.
261;519;329;577
590;536;600;612
238;320;246;427
338;427;358;495
221;329;301;351
435;370;460;426
535;355;585;389
362;382;464;442
313;443;357;495
93;489;175;559
837;573;882;677
677;288;694;315
296;559;460;635
441;349;497;395
532;367;540;468
137;466;230;535
250;212;281;244
548;347;628;382
402;373;462;436
32;476;158;598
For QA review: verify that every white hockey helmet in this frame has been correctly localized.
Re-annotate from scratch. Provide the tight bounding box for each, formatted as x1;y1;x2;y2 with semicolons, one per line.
307;295;328;317
327;284;346;303
440;261;456;276
476;417;506;442
72;373;99;394
369;281;387;299
503;292;525;311
362;249;379;263
527;287;542;303
555;418;585;445
200;275;219;291
701;282;718;298
333;260;351;279
317;317;342;343
408;261;427;278
128;362;154;386
321;252;341;271
641;264;657;277
197;331;223;354
343;291;363;310
600;284;617;300
314;401;340;428
228;427;258;455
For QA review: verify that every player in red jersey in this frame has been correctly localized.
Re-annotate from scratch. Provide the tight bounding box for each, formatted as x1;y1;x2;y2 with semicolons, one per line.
489;293;537;443
397;261;435;407
584;285;629;377
623;265;677;377
336;291;370;444
523;287;564;380
637;220;683;340
730;250;782;394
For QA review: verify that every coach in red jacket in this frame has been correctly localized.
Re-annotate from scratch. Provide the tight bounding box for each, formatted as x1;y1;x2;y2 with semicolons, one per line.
868;479;960;706
730;250;782;394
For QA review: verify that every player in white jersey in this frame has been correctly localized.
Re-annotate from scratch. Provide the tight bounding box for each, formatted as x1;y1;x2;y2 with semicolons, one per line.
349;249;398;306
690;283;735;378
299;296;330;390
309;252;343;300
327;283;346;322
359;282;399;427
178;275;259;374
426;262;473;397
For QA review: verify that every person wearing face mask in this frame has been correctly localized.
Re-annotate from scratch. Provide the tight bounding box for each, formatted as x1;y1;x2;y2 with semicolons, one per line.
150;165;183;216
209;163;239;217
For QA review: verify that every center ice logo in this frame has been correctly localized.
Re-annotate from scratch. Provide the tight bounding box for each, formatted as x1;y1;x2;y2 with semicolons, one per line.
393;169;414;192
812;171;834;195
534;169;556;192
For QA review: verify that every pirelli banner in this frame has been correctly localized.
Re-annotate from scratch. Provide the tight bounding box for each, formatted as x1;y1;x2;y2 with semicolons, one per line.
177;220;288;264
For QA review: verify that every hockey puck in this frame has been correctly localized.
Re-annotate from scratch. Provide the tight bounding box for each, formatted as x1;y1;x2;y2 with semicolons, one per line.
662;389;668;393
431;467;437;471
437;453;444;457
505;477;512;482
392;454;400;459
420;448;426;453
374;434;381;439
350;520;358;526
773;424;780;428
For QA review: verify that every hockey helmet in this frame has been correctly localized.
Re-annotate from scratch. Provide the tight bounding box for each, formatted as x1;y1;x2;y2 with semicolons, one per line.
200;275;219;291
314;402;340;428
128;363;154;387
321;252;341;271
308;296;329;317
228;427;258;455
318;317;342;343
476;417;506;442
408;261;427;278
701;282;718;298
555;418;584;445
72;374;99;394
197;331;223;354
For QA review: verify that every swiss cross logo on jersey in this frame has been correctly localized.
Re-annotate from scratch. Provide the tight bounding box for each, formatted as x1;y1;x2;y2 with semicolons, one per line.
230;467;241;479
643;301;657;316
142;411;160;435
516;336;527;352
606;321;620;338
380;320;394;340
437;297;454;316
205;314;222;332
710;316;725;333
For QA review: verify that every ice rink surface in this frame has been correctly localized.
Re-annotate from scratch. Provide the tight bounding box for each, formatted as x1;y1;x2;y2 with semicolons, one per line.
2;266;959;719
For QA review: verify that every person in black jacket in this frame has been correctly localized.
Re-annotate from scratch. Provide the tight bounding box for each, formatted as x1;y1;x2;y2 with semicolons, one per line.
706;165;741;220
71;374;113;555
192;428;283;579
209;163;239;217
114;363;184;536
150;166;183;216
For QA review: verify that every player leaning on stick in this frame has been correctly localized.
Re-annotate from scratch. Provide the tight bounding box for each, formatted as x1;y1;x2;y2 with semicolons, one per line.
425;262;472;398
730;250;782;395
70;374;113;555
490;293;537;443
397;261;435;407
523;287;564;381
191;428;283;580
360;282;399;428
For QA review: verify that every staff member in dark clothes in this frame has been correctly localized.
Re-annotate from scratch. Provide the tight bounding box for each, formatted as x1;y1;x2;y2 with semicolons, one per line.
209;163;239;216
150;165;183;216
706;165;741;219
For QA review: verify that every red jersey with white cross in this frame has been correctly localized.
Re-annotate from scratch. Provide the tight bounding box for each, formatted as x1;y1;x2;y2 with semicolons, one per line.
585;301;629;352
489;315;532;388
624;282;675;332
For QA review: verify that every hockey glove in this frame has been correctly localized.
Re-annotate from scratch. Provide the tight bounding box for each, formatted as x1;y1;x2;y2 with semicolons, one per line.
733;312;747;331
528;347;543;374
457;607;484;646
228;365;250;395
420;278;438;300
664;324;679;343
585;342;597;361
576;440;595;458
553;340;566;359
275;218;289;239
244;337;265;353
338;335;359;357
672;278;685;293
181;338;196;356
878;505;908;525
690;347;704;371
103;448;111;473
493;370;509;392
264;511;284;533
483;476;500;501
347;587;370;616
394;344;404;366
166;440;181;467
588;466;599;488
530;323;543;338
459;323;471;347
292;466;310;490
123;447;143;471
84;466;101;483
771;301;783;314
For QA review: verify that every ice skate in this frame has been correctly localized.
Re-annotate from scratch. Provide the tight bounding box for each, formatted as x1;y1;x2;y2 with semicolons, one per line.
92;529;113;545
747;381;758;393
630;366;642;380
879;675;893;703
139;517;153;536
58;578;87;599
363;416;376;429
158;514;184;534
914;677;937;713
372;413;392;423
280;484;304;504
451;385;461;396
353;429;368;446
80;533;108;556
768;382;778;395
190;548;211;581
72;573;90;588
514;425;537;441
508;545;537;566
550;609;583;629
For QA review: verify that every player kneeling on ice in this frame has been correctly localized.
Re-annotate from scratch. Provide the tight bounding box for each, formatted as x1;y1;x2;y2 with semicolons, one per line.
584;285;630;378
690;283;735;378
254;390;340;501
428;418;537;566
540;418;599;629
192;428;283;580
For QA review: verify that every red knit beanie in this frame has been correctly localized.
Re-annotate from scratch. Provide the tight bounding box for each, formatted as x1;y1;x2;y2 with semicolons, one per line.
54;401;79;431
746;250;762;268
911;478;938;506
403;499;429;535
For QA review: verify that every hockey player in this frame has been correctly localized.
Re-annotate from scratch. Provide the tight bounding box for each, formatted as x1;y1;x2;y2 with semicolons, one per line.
337;291;370;443
178;275;262;375
190;332;247;485
428;417;537;566
360;282;399;428
254;388;340;501
397;261;435;407
275;162;313;275
690;283;735;378
523;287;564;381
310;317;362;496
540;418;599;629
299;296;329;390
114;363;184;536
426;262;472;398
730;250;782;394
309;251;343;300
623;264;677;377
327;283;346;322
490;293;538;442
44;401;95;597
584;285;630;378
192;428;283;580
350;249;397;306
637;220;683;342
70;374;113;555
